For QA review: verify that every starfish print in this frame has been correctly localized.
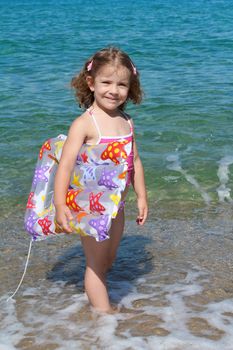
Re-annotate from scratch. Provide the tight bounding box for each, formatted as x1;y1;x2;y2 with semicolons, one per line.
33;165;49;185
25;213;38;239
38;216;52;235
71;173;83;188
38;202;53;218
89;215;109;241
48;154;59;164
81;152;89;163
101;140;130;164
76;154;82;165
118;170;127;179
26;192;36;209
39;140;51;159
89;192;106;214
66;189;83;212
69;222;88;236
81;165;96;185
54;139;65;159
76;211;88;223
98;168;118;190
110;194;121;206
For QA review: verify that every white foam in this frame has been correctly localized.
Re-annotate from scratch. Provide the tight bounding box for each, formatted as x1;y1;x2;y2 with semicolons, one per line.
166;153;212;204
163;175;180;183
117;269;233;350
0;297;26;350
1;268;233;349
216;156;233;203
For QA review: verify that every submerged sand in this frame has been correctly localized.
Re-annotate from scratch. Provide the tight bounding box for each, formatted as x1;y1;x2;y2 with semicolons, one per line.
0;204;233;349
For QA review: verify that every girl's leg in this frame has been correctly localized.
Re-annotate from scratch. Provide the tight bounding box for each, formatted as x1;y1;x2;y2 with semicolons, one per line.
80;209;125;312
81;236;112;312
107;208;125;270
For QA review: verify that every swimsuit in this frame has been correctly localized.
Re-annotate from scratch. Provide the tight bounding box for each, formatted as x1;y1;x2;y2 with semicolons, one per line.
88;108;134;186
24;110;134;242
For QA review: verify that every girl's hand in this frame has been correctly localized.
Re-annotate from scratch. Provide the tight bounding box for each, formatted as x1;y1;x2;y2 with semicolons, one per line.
136;197;148;225
55;204;73;233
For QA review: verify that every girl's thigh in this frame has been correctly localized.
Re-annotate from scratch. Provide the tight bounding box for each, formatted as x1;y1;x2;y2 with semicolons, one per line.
81;235;111;269
108;208;125;260
80;209;125;268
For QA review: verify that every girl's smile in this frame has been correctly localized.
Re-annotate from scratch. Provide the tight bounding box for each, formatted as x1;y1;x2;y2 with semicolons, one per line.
87;64;131;112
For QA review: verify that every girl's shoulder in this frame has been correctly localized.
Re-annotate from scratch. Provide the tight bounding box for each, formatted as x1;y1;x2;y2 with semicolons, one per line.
70;111;92;132
72;110;90;124
69;110;97;143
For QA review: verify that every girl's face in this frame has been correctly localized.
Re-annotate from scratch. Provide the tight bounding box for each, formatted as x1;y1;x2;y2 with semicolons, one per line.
87;64;131;112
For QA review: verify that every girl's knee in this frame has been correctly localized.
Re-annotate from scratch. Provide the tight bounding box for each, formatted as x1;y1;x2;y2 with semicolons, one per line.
86;254;115;275
106;253;116;270
86;258;109;275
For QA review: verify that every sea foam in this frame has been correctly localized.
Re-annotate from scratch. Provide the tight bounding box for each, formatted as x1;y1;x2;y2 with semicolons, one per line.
1;267;233;350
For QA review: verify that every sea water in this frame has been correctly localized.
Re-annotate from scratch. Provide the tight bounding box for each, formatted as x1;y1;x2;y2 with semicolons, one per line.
1;0;233;349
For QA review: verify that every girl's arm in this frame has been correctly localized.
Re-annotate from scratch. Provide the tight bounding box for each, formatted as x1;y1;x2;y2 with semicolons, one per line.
54;116;87;232
132;135;148;225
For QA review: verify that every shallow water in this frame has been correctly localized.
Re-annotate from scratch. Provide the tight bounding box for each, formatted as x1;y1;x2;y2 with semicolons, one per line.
1;206;233;349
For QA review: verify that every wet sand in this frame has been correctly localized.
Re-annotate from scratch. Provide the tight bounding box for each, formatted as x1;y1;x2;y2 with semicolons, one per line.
0;204;233;349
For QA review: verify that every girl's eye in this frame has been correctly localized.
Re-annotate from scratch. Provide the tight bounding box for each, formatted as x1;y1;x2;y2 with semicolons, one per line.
102;81;110;84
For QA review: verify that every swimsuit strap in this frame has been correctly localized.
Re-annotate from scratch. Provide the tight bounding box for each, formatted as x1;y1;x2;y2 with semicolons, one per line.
87;108;133;141
87;108;102;139
127;118;133;133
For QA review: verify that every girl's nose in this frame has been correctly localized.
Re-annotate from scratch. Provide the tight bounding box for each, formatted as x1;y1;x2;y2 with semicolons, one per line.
109;84;119;94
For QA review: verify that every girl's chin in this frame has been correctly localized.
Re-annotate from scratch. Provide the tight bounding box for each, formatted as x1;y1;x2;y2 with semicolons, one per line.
97;101;122;111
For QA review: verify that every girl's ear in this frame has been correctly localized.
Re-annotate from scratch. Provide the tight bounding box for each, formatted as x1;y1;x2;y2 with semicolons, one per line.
86;76;95;92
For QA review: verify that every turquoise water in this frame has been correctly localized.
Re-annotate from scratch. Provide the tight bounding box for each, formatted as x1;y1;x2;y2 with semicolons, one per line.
1;0;233;214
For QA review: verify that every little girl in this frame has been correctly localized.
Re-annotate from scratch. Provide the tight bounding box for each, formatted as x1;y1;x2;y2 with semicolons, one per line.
54;47;148;313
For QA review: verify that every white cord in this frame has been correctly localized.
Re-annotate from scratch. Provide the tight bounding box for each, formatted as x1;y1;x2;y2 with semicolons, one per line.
7;239;33;302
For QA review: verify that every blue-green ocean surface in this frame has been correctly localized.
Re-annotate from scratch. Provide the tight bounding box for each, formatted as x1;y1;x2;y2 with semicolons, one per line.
1;0;233;215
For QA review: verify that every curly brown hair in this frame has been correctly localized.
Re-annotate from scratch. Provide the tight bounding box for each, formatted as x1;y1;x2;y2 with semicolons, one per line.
71;47;143;110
